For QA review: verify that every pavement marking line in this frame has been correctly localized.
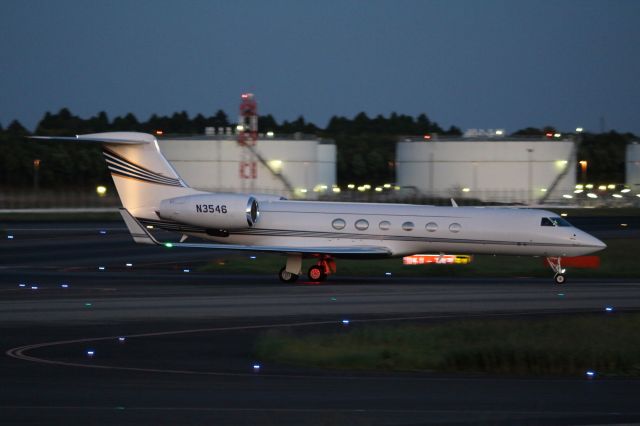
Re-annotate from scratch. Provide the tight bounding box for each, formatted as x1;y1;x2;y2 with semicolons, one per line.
4;310;626;380
0;405;629;416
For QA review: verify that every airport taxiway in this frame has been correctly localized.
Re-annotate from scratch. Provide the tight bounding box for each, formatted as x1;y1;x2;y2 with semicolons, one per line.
1;221;640;425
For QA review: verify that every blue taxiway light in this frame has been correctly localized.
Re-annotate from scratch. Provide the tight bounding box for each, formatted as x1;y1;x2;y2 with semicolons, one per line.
99;230;107;235
18;284;26;288
183;269;190;273
342;319;350;325
586;370;596;378
60;284;69;288
605;306;614;312
249;256;256;259
253;364;261;372
98;266;105;271
126;263;133;267
385;272;392;276
86;350;95;357
7;235;14;239
118;337;126;343
30;286;39;290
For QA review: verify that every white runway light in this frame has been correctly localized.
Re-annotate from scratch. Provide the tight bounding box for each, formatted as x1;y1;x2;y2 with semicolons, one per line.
183;269;190;273
342;319;350;325
18;283;26;288
585;370;596;379
7;235;14;239
385;272;392;276
86;350;95;358
126;263;133;267
30;286;38;290
605;306;614;312
98;266;105;271
118;337;126;343
99;230;107;235
253;364;261;372
60;284;69;288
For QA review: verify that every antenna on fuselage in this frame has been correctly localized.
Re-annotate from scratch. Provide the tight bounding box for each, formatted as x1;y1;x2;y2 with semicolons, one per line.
451;198;459;208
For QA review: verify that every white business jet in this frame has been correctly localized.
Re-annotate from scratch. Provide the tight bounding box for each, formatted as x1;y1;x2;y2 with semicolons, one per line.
32;132;606;284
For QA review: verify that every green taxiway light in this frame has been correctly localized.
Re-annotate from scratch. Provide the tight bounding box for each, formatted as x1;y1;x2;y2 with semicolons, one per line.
164;242;173;248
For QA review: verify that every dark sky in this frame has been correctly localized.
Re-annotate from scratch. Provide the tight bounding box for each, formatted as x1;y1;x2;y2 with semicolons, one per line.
1;0;639;134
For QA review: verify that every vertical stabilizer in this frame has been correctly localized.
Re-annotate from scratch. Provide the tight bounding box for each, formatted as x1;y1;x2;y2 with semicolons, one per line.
31;132;202;220
92;132;201;219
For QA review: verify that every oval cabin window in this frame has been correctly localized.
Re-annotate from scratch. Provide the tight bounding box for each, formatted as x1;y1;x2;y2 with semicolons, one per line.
449;223;461;233
425;222;438;232
402;221;415;231
355;219;369;231
332;218;346;230
379;220;391;231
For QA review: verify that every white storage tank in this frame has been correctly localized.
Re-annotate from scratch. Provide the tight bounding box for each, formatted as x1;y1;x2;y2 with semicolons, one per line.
626;142;640;193
158;134;336;199
396;136;576;204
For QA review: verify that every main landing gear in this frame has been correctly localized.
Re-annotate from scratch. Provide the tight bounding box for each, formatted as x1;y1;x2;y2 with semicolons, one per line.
278;266;298;283
546;257;567;284
278;254;336;283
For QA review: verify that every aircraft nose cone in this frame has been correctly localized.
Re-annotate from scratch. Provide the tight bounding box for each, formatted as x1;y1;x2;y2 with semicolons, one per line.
579;232;607;252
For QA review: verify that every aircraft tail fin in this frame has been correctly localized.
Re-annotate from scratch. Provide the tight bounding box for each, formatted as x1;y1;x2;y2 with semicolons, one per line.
31;132;201;219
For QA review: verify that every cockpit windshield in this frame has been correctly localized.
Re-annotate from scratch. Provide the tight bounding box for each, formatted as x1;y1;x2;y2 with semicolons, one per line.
541;217;572;227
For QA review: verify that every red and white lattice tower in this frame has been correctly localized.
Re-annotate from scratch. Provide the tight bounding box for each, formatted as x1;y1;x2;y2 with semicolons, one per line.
237;93;258;191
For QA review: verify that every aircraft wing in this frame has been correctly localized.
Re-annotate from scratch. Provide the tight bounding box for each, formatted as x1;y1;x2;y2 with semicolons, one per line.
119;209;392;258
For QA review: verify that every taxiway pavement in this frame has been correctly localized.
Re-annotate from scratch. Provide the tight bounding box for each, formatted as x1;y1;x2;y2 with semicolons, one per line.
1;221;639;425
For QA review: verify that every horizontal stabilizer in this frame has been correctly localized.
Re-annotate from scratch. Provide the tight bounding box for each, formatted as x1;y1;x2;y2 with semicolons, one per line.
30;132;155;145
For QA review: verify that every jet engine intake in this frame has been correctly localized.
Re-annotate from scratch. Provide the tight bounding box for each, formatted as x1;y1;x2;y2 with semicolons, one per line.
158;194;259;229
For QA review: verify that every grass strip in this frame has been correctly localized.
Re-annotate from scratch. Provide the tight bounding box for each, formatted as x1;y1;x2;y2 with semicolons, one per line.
255;313;640;376
198;238;639;278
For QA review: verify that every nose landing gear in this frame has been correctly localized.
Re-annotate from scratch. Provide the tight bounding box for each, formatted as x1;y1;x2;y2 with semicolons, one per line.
546;257;567;284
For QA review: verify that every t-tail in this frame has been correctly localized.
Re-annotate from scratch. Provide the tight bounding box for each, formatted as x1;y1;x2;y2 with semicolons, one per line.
31;132;202;219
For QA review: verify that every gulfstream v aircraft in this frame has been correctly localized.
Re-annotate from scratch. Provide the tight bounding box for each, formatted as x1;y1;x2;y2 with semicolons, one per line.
33;132;606;284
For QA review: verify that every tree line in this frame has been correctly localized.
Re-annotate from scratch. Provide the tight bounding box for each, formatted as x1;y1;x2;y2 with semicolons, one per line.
0;108;635;189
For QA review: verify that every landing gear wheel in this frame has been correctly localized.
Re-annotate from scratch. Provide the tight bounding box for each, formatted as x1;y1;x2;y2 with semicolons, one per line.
547;257;567;285
279;267;299;283
308;265;326;282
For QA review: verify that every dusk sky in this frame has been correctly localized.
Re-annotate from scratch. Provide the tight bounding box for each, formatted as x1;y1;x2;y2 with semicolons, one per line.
1;0;639;134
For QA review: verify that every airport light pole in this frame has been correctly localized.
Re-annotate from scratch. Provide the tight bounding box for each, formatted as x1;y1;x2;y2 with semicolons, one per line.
33;159;41;191
527;149;534;205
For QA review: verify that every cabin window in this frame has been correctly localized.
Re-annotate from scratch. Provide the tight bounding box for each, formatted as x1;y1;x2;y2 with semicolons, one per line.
355;219;369;231
332;218;346;230
425;222;438;232
379;220;391;231
449;223;461;233
541;217;572;227
402;221;415;231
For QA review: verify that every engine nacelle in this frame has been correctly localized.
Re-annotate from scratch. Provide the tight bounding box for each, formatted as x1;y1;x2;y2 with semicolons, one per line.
158;194;259;229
